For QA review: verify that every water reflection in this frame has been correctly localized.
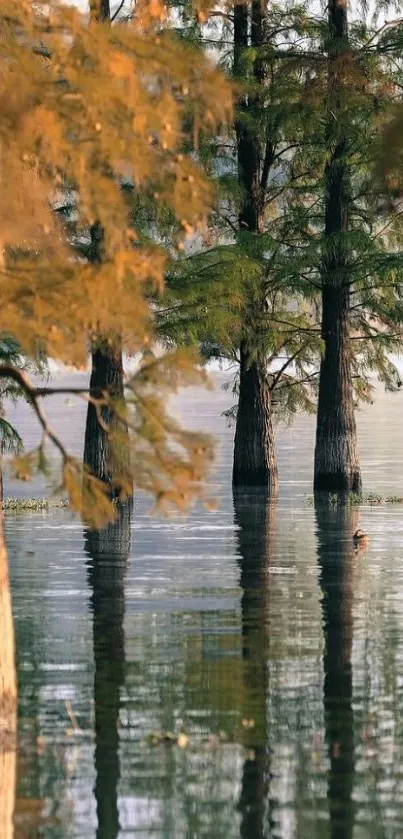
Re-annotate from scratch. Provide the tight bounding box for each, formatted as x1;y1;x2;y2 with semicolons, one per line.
233;490;276;839
315;498;357;839
84;501;131;839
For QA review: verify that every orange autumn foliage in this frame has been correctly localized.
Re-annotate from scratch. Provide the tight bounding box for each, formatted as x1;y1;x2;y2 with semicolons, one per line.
0;0;233;524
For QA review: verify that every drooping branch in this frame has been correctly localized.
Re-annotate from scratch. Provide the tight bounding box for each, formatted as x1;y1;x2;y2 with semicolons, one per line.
0;366;71;463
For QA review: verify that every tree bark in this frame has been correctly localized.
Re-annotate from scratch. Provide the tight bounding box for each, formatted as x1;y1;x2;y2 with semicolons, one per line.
83;341;132;501
0;508;17;839
315;498;356;839
233;345;278;490
232;0;278;491
314;0;361;493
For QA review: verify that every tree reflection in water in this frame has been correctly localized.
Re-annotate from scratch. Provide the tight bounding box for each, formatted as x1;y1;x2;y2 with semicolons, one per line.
315;497;357;839
84;500;131;839
233;489;276;839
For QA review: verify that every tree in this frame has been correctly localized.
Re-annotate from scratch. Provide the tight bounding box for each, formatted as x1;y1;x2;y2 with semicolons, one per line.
312;0;361;492
0;0;231;800
230;0;279;490
159;4;324;491
83;0;133;509
160;4;403;498
312;7;403;491
0;0;232;516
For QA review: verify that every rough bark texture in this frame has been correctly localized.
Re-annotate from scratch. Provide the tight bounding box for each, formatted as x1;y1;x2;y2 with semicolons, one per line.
314;0;361;493
232;0;278;491
315;499;356;839
84;498;132;560
83;342;132;500
233;346;278;490
234;489;276;838
0;510;17;839
85;509;129;839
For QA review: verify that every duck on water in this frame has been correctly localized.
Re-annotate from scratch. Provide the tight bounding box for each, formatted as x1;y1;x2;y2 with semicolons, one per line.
353;529;369;549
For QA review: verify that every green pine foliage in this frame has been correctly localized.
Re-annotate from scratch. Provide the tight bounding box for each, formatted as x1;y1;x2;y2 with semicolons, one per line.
156;4;403;429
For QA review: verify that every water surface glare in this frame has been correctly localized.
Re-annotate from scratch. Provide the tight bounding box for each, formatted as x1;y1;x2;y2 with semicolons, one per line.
6;372;403;838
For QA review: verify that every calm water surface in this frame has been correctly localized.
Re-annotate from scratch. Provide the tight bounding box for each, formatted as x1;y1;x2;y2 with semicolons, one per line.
6;372;403;838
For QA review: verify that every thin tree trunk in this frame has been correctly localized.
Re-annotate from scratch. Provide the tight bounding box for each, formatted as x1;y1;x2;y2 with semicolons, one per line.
314;0;361;493
315;498;356;839
0;508;17;839
232;0;278;491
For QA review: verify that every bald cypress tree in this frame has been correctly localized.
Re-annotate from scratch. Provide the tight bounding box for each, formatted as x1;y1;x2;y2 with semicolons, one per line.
231;0;278;491
83;0;132;507
313;0;361;493
159;3;403;498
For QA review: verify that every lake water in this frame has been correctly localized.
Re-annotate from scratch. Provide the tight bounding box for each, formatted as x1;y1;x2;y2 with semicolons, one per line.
6;370;403;839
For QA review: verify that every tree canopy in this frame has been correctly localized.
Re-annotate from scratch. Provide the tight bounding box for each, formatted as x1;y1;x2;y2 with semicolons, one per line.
0;0;232;524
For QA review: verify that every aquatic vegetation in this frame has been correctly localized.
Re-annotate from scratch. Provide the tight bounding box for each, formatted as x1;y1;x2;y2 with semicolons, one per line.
2;498;68;512
306;493;403;506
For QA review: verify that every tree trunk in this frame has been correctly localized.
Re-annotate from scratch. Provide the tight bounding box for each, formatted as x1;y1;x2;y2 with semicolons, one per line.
232;0;278;491
315;498;356;839
0;509;17;839
233;345;278;490
314;0;361;493
83;342;132;501
314;285;361;492
85;0;133;506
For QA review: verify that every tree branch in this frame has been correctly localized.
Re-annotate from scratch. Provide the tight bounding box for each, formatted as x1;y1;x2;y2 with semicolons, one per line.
111;0;126;22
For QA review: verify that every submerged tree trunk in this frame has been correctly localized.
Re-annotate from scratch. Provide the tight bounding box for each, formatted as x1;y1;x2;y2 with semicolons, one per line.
233;345;278;490
232;0;278;491
314;0;361;493
314;285;361;492
83;342;131;501
315;498;356;839
0;510;17;839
